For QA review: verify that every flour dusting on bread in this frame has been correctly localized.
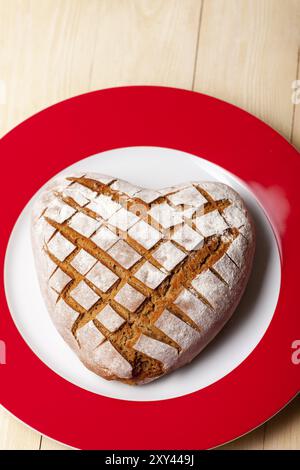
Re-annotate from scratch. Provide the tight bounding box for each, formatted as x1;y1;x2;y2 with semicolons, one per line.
31;174;255;384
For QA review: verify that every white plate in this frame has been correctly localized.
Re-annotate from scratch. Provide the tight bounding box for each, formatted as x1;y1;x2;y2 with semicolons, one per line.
4;146;281;402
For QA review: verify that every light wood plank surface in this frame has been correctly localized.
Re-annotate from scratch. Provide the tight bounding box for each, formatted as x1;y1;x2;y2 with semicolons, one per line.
194;0;300;139
0;0;202;138
40;435;69;451
0;407;41;450
0;0;299;450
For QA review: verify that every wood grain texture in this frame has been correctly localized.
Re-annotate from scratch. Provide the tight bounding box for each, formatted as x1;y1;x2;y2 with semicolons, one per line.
0;406;40;450
40;436;70;450
194;0;300;140
0;0;299;450
0;0;202;138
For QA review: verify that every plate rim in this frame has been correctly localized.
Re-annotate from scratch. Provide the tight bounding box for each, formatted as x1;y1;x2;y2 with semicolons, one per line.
4;145;282;402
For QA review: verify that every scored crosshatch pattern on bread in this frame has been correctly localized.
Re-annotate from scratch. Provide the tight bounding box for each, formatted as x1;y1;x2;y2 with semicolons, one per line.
32;173;255;384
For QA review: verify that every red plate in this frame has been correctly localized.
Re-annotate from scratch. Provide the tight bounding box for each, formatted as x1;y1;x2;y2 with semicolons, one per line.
0;87;299;449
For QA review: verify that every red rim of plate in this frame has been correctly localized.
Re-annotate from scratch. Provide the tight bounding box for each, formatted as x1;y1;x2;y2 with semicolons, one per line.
0;86;299;450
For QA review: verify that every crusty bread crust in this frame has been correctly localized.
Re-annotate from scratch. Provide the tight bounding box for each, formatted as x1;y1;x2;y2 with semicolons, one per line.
31;174;255;385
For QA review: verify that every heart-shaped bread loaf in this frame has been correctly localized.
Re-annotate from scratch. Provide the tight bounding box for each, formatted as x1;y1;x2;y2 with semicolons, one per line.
32;173;255;385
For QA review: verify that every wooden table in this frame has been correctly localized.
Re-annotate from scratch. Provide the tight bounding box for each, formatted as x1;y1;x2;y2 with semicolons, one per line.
0;0;299;450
